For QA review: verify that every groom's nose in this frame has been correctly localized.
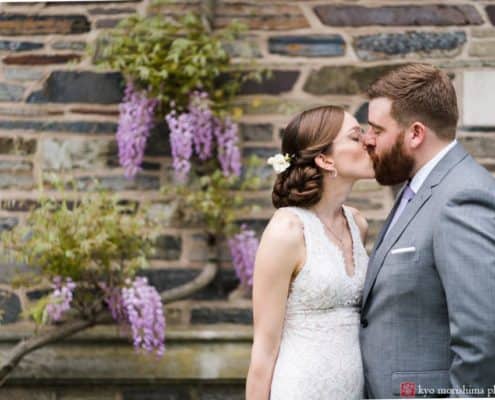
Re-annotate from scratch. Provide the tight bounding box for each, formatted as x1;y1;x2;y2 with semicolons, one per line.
361;127;376;147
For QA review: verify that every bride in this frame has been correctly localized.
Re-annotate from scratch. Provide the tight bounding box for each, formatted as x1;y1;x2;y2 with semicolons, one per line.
245;105;375;399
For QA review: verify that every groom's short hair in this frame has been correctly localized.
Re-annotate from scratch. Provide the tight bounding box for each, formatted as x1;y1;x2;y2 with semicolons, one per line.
367;63;458;140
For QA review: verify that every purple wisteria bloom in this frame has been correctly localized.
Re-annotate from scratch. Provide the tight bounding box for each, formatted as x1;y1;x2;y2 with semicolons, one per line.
45;276;76;322
189;91;215;161
116;83;158;178
165;109;194;183
214;116;242;177
228;225;259;287
121;277;166;356
165;91;242;182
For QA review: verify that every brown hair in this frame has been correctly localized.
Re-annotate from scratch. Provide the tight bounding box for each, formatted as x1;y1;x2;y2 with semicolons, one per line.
367;63;458;140
272;105;345;209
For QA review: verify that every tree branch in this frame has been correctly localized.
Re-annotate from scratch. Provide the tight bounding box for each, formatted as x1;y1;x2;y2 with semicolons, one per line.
161;262;218;304
0;312;105;387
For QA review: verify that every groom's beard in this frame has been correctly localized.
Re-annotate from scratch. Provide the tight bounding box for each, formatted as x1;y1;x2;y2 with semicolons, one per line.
368;131;415;186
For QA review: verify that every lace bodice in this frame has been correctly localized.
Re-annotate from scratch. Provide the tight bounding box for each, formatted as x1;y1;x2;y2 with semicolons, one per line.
270;205;368;399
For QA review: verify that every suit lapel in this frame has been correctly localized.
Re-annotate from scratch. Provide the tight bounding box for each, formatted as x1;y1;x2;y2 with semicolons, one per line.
362;143;469;309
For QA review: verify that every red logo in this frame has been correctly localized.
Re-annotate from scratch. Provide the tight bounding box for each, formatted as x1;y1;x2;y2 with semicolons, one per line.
400;381;416;397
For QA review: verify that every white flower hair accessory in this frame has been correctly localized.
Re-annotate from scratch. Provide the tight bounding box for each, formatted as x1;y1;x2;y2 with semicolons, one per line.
267;153;293;174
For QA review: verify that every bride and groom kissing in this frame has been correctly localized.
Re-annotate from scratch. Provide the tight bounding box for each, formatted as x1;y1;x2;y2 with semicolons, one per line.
246;63;495;399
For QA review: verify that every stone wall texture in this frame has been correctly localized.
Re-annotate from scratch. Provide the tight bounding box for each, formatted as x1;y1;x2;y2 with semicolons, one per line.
1;0;495;398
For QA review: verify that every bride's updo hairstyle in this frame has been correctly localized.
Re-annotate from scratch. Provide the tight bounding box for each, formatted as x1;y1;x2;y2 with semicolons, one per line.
272;105;345;209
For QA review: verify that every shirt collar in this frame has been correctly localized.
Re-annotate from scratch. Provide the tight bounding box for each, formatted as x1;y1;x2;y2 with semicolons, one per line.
409;140;457;194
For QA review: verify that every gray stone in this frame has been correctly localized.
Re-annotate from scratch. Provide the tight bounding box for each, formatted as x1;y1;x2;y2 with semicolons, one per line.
95;18;122;29
0;107;63;117
138;268;200;292
303;65;400;95
314;5;483;27
347;195;383;211
139;268;240;300
75;175;160;191
268;35;345;57
0;120;117;134
41;138;115;171
223;36;262;58
486;5;495;26
215;3;309;30
468;40;495;57
355;102;369;124
27;71;124;104
191;307;252;324
354;31;466;60
150;235;182;261
0;40;43;51
0;262;31;284
239;124;273;142
242;146;279;159
0;290;21;324
4;67;44;81
51;41;86;51
0;171;34;189
0;82;24;101
459;136;495;158
145;121;171;157
0;137;36;155
0;159;32;171
0;216;18;233
471;28;495;39
235;70;300;95
89;7;136;15
3;53;81;65
0;14;90;35
463;71;495;126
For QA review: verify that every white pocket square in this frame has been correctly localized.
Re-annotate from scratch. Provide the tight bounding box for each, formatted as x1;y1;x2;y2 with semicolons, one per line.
390;246;416;255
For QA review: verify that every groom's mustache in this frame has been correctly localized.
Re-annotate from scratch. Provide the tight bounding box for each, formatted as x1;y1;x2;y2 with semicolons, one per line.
365;140;414;186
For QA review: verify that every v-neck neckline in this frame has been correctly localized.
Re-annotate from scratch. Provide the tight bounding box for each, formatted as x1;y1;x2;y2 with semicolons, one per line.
309;205;358;279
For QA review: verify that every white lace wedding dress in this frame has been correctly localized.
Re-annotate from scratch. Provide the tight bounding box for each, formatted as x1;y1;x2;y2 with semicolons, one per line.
270;205;368;400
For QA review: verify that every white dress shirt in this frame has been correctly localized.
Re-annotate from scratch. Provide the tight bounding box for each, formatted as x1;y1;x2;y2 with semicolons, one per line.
409;140;458;194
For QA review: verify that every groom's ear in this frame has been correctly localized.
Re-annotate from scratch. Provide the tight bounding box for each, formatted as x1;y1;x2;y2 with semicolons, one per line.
408;122;427;149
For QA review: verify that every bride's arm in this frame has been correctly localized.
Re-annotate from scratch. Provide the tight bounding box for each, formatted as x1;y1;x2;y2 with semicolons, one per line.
245;209;304;400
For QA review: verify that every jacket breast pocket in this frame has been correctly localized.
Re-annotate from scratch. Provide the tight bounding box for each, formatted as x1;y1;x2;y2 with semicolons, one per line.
392;370;450;398
383;247;420;265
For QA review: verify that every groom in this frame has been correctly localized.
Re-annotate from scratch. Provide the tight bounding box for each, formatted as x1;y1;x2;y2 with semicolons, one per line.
359;63;495;398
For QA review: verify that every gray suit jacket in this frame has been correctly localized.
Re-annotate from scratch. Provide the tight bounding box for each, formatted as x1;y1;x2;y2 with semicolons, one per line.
360;143;495;398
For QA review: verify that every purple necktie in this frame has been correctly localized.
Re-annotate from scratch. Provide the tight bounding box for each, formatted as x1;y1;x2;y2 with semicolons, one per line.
385;184;415;237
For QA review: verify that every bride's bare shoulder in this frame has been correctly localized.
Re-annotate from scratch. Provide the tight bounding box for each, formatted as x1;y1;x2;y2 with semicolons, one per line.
261;208;304;245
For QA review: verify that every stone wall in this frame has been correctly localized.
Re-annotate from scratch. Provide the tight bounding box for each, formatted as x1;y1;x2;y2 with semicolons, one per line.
1;0;495;398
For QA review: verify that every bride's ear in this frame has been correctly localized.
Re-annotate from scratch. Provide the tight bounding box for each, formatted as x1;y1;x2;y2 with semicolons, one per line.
314;153;335;172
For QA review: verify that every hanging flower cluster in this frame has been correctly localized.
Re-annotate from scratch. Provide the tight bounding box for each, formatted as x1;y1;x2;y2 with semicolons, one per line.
228;225;258;287
165;91;241;182
46;276;166;357
121;277;166;356
116;83;158;178
45;277;76;322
